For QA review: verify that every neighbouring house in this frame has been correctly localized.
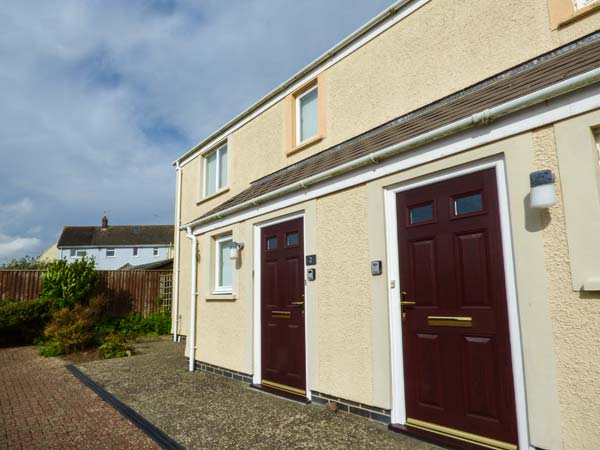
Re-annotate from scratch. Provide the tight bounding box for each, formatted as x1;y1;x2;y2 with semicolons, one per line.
171;2;600;449
119;258;174;271
57;216;173;270
38;243;58;262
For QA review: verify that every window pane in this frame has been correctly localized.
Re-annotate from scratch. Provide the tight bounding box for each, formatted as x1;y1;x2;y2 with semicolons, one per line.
205;151;217;196
218;239;233;288
133;248;138;256
218;146;228;188
455;193;483;215
153;248;159;256
299;88;318;142
106;249;115;257
286;232;299;247
266;236;277;250
70;249;76;257
410;204;433;224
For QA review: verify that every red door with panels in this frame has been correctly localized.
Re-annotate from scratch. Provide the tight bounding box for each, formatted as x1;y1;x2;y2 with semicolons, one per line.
396;169;518;448
260;217;306;395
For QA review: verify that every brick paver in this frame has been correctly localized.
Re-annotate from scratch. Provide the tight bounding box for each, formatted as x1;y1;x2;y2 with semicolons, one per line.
0;346;159;450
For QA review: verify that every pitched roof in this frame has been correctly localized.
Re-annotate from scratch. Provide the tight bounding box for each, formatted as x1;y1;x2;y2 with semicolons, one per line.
57;225;174;248
119;258;174;271
190;31;600;226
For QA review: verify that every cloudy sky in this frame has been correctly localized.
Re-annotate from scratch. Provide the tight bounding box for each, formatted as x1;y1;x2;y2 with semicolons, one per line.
0;0;394;264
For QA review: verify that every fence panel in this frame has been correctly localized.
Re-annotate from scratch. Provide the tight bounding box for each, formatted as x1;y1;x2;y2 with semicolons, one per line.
0;271;44;301
0;270;173;317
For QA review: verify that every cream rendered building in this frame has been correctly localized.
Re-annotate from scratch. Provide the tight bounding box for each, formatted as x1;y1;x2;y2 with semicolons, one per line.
172;1;600;449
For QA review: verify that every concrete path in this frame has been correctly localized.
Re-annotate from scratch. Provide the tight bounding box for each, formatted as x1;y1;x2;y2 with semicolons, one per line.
78;337;443;450
0;346;158;450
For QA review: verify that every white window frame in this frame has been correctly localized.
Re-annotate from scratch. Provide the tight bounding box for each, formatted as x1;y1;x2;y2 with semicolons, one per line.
296;85;318;146
214;235;233;293
69;249;76;257
574;0;599;10
75;249;86;257
133;247;139;257
153;248;159;257
594;128;600;168
106;248;115;258
203;143;228;198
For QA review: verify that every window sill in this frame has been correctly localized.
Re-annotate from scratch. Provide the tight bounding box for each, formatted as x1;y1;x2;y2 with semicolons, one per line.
206;293;237;301
196;187;230;206
287;135;324;156
556;2;600;28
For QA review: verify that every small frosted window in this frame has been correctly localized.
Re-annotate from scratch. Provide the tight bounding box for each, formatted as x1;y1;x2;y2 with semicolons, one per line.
204;144;228;197
409;204;433;224
286;232;299;247
454;193;483;215
267;237;278;250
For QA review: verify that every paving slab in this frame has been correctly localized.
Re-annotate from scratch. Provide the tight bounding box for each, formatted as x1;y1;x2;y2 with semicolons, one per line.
77;337;444;450
0;345;158;450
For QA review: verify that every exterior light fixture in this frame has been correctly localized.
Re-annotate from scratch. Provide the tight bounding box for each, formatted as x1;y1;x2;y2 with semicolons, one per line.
529;169;558;209
229;241;244;260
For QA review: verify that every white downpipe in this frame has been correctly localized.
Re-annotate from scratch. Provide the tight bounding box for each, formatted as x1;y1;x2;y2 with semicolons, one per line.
173;164;182;342
181;67;600;231
187;228;198;372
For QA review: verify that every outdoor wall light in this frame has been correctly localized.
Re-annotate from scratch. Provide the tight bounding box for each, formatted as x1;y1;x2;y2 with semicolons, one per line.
529;169;558;209
229;241;244;260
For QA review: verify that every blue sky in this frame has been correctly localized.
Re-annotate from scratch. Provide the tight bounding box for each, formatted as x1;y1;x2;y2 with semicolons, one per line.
0;0;394;263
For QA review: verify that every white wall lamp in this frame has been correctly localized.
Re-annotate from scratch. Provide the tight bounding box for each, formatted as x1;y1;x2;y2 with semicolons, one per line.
229;241;244;260
529;169;558;209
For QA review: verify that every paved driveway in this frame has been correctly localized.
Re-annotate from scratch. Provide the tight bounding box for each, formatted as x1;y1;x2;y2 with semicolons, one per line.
78;338;443;450
0;346;158;450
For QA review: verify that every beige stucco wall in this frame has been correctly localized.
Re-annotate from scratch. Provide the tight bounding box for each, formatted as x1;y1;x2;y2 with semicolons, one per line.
533;126;600;450
315;186;373;404
172;1;600;448
178;0;600;227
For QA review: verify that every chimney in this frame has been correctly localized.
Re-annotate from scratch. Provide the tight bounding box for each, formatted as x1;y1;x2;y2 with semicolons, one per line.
101;215;108;230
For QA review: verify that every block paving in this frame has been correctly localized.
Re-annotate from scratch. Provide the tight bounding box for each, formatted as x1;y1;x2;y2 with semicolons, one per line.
0;346;158;450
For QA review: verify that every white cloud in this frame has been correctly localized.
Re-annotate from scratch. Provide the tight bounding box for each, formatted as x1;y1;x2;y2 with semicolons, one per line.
0;234;42;262
0;0;394;262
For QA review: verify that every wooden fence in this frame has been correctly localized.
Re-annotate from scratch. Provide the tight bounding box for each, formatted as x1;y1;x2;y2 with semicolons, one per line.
0;270;173;316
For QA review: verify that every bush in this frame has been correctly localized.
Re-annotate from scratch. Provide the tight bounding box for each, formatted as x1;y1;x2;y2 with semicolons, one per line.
98;334;133;359
41;258;99;308
0;297;54;346
115;310;171;337
43;296;106;354
39;340;62;357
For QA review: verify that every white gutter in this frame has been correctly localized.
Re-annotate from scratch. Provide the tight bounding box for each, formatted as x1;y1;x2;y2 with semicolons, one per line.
187;227;198;372
172;0;415;167
181;66;600;231
172;163;182;342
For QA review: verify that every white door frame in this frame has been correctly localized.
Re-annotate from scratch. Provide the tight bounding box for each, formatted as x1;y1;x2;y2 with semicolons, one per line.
252;212;311;400
383;155;532;450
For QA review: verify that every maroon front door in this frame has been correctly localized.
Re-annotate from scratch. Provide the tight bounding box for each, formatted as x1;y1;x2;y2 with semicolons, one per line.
396;169;518;446
261;217;306;395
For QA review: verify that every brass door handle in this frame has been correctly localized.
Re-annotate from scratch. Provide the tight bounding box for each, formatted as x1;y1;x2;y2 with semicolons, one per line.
290;301;305;306
400;301;416;307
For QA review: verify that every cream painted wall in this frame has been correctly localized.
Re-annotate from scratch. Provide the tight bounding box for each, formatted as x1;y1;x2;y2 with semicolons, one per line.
315;186;373;404
533;126;600;450
178;0;600;227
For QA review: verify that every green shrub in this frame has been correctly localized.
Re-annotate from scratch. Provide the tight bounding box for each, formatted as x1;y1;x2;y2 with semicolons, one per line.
41;258;99;308
38;340;63;357
114;310;171;337
98;334;133;359
43;296;105;354
0;297;54;346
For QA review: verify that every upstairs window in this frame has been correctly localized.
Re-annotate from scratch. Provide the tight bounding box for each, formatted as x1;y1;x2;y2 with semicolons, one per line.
574;0;599;9
106;249;115;257
153;248;159;257
133;248;139;257
204;143;228;197
296;85;318;145
70;249;76;257
215;236;233;293
75;250;86;257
